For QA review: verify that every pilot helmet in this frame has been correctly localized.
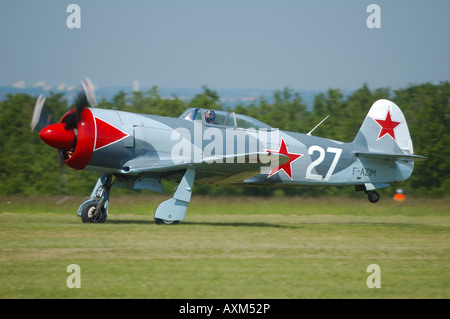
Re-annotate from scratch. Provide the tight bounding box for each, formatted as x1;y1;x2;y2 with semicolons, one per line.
205;110;216;122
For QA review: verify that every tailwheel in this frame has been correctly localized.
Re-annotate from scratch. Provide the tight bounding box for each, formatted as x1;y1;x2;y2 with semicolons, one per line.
154;218;179;225
366;190;380;203
79;200;107;223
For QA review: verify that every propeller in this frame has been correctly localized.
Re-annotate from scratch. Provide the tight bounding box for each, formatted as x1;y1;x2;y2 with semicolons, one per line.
36;77;97;151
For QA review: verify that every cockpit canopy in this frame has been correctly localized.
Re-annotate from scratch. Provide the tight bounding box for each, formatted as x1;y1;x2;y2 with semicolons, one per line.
179;108;272;130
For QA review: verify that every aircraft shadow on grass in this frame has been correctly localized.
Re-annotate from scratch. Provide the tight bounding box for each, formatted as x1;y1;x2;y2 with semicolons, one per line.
107;219;300;229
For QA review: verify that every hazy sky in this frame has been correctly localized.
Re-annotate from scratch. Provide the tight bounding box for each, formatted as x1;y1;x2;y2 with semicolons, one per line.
1;0;449;91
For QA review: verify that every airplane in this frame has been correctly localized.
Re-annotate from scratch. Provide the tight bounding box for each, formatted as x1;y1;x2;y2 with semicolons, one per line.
34;77;426;224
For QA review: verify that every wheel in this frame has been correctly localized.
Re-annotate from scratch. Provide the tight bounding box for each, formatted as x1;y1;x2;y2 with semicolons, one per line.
367;191;380;203
154;218;179;225
80;200;107;223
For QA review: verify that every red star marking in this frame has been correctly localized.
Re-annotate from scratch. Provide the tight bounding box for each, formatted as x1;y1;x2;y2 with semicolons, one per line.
264;137;303;181
372;109;402;141
94;117;130;151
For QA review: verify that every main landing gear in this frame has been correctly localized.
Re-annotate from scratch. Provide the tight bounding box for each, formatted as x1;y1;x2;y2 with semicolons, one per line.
77;169;196;225
78;174;113;223
154;168;195;225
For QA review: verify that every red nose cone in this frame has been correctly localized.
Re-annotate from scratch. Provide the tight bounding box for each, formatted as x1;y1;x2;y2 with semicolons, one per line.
39;123;75;150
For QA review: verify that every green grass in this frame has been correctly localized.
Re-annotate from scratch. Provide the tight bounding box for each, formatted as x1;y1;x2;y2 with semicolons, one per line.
0;195;449;298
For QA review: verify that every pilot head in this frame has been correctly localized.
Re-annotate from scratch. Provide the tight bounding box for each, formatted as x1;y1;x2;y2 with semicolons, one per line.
205;110;216;124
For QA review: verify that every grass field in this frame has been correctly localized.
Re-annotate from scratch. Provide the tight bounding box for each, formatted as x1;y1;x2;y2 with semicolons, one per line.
0;195;449;299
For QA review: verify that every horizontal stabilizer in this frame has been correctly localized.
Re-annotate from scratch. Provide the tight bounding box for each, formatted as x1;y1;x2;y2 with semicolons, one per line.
355;152;427;163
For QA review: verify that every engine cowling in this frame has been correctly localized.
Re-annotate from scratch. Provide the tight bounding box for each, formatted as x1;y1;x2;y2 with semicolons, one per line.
40;108;96;170
40;108;130;170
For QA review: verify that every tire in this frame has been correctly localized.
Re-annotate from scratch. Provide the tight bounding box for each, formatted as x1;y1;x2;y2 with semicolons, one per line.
80;200;107;223
154;218;179;225
367;191;380;203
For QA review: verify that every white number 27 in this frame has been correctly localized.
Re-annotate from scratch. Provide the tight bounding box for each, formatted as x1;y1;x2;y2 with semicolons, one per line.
306;146;342;181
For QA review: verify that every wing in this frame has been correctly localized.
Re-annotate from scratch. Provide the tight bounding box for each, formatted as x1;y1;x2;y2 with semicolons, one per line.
121;151;289;185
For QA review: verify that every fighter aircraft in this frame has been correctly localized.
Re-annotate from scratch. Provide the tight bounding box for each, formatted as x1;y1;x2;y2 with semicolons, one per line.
34;78;426;224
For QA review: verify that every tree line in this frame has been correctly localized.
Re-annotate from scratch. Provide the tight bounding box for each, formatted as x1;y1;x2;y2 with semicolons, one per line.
0;82;448;197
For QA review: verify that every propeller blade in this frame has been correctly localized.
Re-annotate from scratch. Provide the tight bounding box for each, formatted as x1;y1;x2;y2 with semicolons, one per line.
75;88;88;114
64;77;97;129
81;77;97;107
64;110;79;130
31;94;55;132
31;94;46;131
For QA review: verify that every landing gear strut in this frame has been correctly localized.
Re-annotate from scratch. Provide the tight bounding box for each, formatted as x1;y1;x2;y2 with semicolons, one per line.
78;174;113;223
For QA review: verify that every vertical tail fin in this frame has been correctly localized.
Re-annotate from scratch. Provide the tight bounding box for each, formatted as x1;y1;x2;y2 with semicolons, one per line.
352;99;414;155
